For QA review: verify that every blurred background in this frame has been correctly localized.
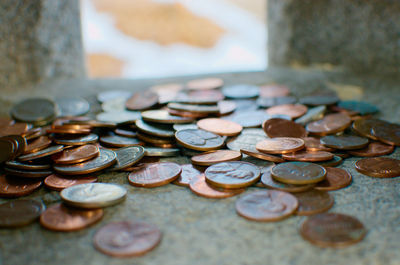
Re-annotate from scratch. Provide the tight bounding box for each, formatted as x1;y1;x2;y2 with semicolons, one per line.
81;0;267;79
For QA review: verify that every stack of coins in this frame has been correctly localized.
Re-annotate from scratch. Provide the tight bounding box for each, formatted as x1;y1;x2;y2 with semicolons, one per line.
0;78;398;254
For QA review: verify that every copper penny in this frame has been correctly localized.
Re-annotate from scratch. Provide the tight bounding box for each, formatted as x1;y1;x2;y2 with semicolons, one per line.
46;128;91;135
371;122;400;146
240;149;285;163
235;190;298;222
24;136;52;154
226;129;267;152
128;162;181;187
282;150;334;162
141;110;194;124
191;150;242;166
125;90;158;110
0;200;45;228
109;146;145;171
186;77;223;90
224;110;273;128
263;118;307;138
294;190;334;216
259;84;290;98
314;155;343;167
205;161;260;189
93;220;162;257
197;118;242;136
175;129;224;151
321;135;369;150
40;203;103;232
271;162;326;185
266;104;308;119
100;135;144;148
355;157;400;178
44;174;97;191
300;213;366;247
150;83;183;104
173;164;202;187
348;141;394;157
4;167;52;178
189;174;244;199
256;137;305;154
5;135;26;157
303;137;335;152
18;145;64;161
352;118;387;140
52;144;99;164
0;138;15;163
0;123;29;137
261;167;315;193
167;108;208;119
0;175;42;198
306;113;351;136
315;167;352;191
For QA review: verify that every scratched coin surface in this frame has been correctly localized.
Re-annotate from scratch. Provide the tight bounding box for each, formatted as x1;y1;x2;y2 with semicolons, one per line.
300;213;366;247
197;118;242;136
93;220;162;257
265;104;308;119
175;129;224;151
227;129;268;152
205;161;261;189
44;174;98;191
0;200;45;228
61;183;127;208
125;90;158;111
235;190;298;221
294;190;334;216
261;168;315;193
128;162;181;188
355;157;400;178
306;113;351;136
282;150;334;162
348;141;394;157
0;175;42;198
271;162;326;185
109;146;145;171
191;150;242;166
315;167;352;191
40;203;103;231
320;135;369;150
189;174;244;199
256;137;305;154
52;144;100;164
263;118;307;138
173;164;202;187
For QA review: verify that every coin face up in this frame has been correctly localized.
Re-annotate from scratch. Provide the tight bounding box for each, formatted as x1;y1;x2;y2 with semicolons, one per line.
205;161;261;189
300;213;366;248
128;162;182;188
197;118;242;136
235;190;298;221
271;162;326;185
44;174;98;191
260;168;315;193
355;157;400;178
175;129;224;151
173;164;202;187
191;150;242;166
189;174;244;199
315;167;352;191
0;200;45;228
320;135;369;150
294;190;334;216
109;146;145;171
93;220;162;257
256;137;305;154
60;183;127;209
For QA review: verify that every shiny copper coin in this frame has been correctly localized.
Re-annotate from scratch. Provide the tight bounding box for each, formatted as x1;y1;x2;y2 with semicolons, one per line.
371;122;400;146
52;144;99;164
173;164;202;187
321;135;369;150
0;122;29;137
189;174;244;198
0;200;44;228
263;118;307;138
186;77;223;90
261;168;315;193
197;118;242;136
235;190;298;222
141;110;194;124
5;135;26;157
40;203;103;232
271;162;326;184
352;118;387;140
100;135;144;148
125;90;158;110
266;104;308;119
44;174;97;191
128;162;181;187
282;150;334;162
18;145;64;161
0;175;42;198
348;141;394;157
24;136;52;154
300;213;366;248
314;155;343;167
259;84;290;98
46;128;91;135
191;150;242;166
303;137;335;152
355;157;400;178
306;113;351;136
315;167;352;191
294;190;334;216
205;161;260;189
256;137;305;154
93;220;162;257
240;149;285;163
167;108;208;119
175;129;224;151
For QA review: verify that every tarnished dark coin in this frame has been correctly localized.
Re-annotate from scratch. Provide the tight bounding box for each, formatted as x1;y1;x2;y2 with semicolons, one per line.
0;200;44;228
197;118;242;136
313;155;343;167
205;161;260;189
321;135;369;150
315;167;352;191
355;157;400;178
18;145;64;161
0;138;15;163
97;90;131;103
337;100;379;115
173;164;202;187
303;137;335;152
109;146;145;171
54;149;117;175
300;213;366;247
100;135;144;148
167;102;220;114
271;162;326;185
263;118;307;138
261;167;315;193
186;77;223;90
93;220;162;257
11;98;57;125
141;110;194;124
223;110;271;128
0;175;42;198
191;150;242;166
0;122;30;137
52;144;100;164
257;96;297;108
144;147;180;157
135;119;175;138
294;190;334;216
266;104;308;119
128;162;181;187
55;97;90;117
24;136;52;154
175;129;224;151
44;174;97;191
227;129;267;152
235;190;298;221
5;160;51;171
352;118;387;140
40;203;103;231
222;84;259;99
306;113;351;136
371;122;400;146
4;167;52;178
259;84;290;98
348;141;394;157
125;90;158;110
189;174;244;198
97;111;141;124
295;105;326;125
282;150;334;162
256;137;305;154
5;135;26;157
240;149;285;163
54;133;99;146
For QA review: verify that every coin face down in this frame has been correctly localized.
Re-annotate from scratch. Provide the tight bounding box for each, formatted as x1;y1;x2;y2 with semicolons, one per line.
128;162;181;188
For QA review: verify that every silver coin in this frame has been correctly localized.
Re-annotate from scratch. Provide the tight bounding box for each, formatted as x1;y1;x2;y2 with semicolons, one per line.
5;160;51;170
18;145;64;161
144;147;180;157
101;97;126;112
100;135;143;148
175;129;224;151
222;84;259;99
223;111;272;128
55;97;90;117
109;146;145;171
54;134;99;146
97;90;132;103
167;102;220;114
11;98;58;125
295;105;326;125
227;129;268;152
135;119;175;138
141;110;194;124
97;111;141;124
173;123;198;131
4;167;52;178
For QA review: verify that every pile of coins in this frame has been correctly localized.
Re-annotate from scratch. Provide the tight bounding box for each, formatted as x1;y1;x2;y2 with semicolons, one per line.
0;78;399;255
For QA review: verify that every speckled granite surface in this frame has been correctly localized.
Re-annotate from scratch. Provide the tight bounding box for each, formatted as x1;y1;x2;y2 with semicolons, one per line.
0;68;399;265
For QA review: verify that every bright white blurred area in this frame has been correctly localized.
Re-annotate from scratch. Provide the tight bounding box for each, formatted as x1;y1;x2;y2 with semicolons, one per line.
81;0;267;78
